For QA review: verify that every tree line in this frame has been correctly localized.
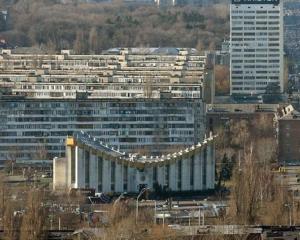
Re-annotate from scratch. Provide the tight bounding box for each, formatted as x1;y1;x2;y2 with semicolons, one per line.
0;0;229;53
214;115;297;225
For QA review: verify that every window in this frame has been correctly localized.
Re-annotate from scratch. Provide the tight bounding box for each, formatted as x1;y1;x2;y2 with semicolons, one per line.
256;10;267;14
232;27;243;30
256;27;267;30
268;10;279;14
269;27;279;30
232;33;243;36
256;21;267;25
232;82;243;85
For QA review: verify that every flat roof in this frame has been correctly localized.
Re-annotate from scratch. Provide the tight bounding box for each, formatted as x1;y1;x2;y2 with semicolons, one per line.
232;0;280;5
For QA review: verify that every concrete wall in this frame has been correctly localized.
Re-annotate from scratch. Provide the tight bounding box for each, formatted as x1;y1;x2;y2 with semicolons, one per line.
279;119;300;163
55;141;216;193
53;157;68;190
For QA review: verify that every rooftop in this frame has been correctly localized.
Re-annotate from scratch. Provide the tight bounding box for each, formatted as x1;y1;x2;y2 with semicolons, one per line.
69;131;216;168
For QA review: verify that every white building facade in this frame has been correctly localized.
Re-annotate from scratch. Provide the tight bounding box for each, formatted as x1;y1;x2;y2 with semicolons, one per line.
53;131;216;193
0;48;206;99
0;48;208;163
0;98;205;162
230;0;284;95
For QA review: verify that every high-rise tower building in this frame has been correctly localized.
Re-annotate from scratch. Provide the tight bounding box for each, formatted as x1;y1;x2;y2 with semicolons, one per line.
230;0;284;95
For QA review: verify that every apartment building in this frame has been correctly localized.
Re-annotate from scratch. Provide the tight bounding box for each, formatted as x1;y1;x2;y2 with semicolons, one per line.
0;96;206;162
0;48;206;99
0;48;208;163
230;0;284;95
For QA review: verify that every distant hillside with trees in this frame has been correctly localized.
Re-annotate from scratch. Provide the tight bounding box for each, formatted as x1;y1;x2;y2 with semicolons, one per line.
0;0;229;53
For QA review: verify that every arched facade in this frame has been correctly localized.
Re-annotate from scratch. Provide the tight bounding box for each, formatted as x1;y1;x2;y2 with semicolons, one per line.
53;131;216;193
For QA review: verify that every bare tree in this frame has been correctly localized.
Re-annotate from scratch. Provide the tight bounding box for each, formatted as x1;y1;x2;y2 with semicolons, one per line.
6;146;20;176
229;145;261;224
143;77;153;98
32;143;48;161
227;139;291;225
103;202;177;240
0;172;22;240
229;120;250;151
20;189;48;240
215;65;230;95
89;27;99;54
261;183;291;225
3;202;21;240
74;30;88;54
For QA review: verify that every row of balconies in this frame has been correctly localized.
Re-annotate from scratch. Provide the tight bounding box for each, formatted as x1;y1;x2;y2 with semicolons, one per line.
0;60;205;70
1;54;201;62
9;88;201;98
0;65;203;75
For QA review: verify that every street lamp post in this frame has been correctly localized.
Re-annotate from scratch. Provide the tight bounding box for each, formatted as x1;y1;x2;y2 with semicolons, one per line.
284;203;292;226
113;192;126;207
198;206;201;226
58;217;61;230
135;188;148;224
154;200;157;224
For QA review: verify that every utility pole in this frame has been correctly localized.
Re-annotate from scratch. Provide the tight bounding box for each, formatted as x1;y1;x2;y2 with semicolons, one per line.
135;188;148;224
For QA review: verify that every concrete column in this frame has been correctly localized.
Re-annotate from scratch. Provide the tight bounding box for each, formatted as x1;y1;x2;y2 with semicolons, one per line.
102;158;111;193
206;145;211;189
182;156;190;191
128;167;137;192
169;162;177;191
89;153;97;190
212;143;216;189
66;145;71;187
96;156;103;193
53;157;68;191
139;168;150;190
206;143;215;189
199;150;204;190
147;166;153;190
203;147;207;190
194;150;202;191
176;160;181;192
76;146;85;188
53;158;57;190
115;162;123;193
157;165;164;187
74;146;78;188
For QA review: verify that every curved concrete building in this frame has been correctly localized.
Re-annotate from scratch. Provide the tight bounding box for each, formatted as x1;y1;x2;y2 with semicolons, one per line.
53;131;216;193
